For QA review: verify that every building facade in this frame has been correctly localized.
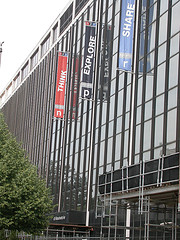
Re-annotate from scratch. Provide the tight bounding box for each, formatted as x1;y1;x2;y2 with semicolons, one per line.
0;0;180;238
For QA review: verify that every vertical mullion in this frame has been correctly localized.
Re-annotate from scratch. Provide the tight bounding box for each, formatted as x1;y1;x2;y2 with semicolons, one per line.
75;13;85;209
151;0;160;159
69;20;79;209
64;25;75;210
139;0;150;161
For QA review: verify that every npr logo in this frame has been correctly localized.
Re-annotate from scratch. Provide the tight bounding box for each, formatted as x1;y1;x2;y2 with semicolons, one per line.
81;87;92;99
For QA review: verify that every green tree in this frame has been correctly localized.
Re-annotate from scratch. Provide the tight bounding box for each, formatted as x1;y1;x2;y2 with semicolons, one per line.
0;112;53;237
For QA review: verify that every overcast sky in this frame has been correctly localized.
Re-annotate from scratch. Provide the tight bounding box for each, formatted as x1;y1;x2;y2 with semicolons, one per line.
0;0;69;94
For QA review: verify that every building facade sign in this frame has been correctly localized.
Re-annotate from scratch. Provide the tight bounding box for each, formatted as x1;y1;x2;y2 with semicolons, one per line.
54;52;68;118
119;0;135;71
81;21;96;99
99;25;111;100
139;0;153;73
70;56;80;119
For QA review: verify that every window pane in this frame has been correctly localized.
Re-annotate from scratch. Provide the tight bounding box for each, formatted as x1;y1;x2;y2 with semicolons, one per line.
158;43;167;65
154;115;164;147
135;125;140;154
156;94;164;116
145;75;153;101
143;120;152;151
156;63;165;95
170;35;179;57
171;2;180;36
168;55;179;89
168;88;177;110
158;13;168;44
144;101;152;121
167;109;177;143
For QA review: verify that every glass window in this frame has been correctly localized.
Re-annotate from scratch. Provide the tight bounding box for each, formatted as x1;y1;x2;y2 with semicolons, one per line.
147;51;155;72
31;49;39;70
123;130;129;158
171;2;180;36
108;121;114;138
101;125;106;141
136;106;142;125
158;13;168;45
145;75;153;101
160;0;168;15
137;77;143;106
148;22;156;54
144;101;152;121
168;88;177;110
168;55;179;89
60;3;73;34
156;94;164;116
172;0;179;4
166;142;176;156
158;43;167;65
154;147;163;158
134;154;140;164
107;137;113;163
116;116;122;134
41;36;50;56
22;63;29;80
115;133;121;161
135;125;141;154
53;24;58;43
143;120;152;151
154;115;164;147
117;90;124;116
143;151;150;161
149;4;157;25
170;34;179;57
167;109;177;143
99;141;105;166
156;63;165;95
125;112;130;130
126;85;131;112
109;95;115;121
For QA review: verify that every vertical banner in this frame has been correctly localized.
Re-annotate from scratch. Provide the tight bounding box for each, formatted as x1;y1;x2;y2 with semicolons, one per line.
99;25;111;100
54;52;68;118
119;0;135;71
139;0;153;73
70;56;80;119
81;21;96;99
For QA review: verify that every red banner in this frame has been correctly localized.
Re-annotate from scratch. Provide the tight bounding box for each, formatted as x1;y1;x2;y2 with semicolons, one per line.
54;52;68;118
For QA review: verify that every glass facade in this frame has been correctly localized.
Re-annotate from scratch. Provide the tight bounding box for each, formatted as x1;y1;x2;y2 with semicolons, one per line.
1;0;180;238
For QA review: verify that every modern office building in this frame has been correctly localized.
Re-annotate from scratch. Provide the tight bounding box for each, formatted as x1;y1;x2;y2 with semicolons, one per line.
0;0;180;238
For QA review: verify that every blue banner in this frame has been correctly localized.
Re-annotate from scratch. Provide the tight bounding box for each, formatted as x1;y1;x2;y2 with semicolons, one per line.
119;0;135;71
81;21;96;99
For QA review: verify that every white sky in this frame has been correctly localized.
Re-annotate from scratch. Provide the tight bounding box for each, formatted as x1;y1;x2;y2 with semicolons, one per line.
0;0;69;94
